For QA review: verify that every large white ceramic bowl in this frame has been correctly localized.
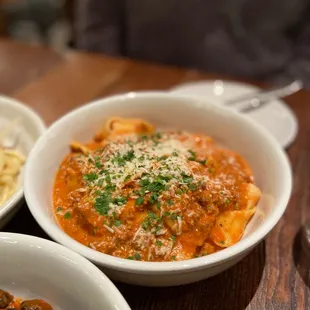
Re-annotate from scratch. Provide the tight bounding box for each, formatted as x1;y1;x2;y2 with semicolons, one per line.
0;96;46;229
24;92;292;286
0;233;130;309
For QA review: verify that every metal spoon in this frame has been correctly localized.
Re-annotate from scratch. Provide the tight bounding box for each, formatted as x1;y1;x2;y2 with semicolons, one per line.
224;80;303;113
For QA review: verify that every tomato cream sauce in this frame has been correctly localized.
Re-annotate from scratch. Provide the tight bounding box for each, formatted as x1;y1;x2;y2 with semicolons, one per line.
54;130;259;262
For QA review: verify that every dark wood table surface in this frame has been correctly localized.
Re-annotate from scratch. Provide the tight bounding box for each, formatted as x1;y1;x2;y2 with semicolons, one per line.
1;38;310;310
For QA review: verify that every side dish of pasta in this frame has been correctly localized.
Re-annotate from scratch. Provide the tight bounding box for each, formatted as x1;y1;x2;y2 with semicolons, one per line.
54;117;261;262
0;121;25;206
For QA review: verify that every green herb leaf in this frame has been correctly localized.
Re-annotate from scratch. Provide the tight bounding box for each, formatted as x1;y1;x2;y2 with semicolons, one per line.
114;220;122;227
135;253;141;260
113;196;127;205
149;192;159;203
171;235;176;242
156;240;163;247
64;212;71;219
124;175;131;182
167;199;174;206
95;192;111;215
136;197;144;206
171;213;178;220
148;212;156;220
188;183;198;191
83;173;98;181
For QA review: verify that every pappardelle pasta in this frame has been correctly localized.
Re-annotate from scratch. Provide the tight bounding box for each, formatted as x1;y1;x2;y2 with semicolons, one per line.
0;120;25;206
53;117;261;261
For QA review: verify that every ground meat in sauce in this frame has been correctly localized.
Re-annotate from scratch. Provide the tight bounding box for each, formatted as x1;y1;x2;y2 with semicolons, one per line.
54;129;260;262
0;290;52;310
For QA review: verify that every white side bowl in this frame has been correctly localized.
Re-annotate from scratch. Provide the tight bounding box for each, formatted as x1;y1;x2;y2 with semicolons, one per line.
0;96;46;229
0;233;131;310
24;92;292;286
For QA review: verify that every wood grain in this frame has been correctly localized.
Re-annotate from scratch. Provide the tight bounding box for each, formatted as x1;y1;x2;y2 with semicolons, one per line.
0;39;63;95
1;40;310;309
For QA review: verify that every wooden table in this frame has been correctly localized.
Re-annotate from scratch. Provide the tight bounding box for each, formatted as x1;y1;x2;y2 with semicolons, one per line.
1;38;310;310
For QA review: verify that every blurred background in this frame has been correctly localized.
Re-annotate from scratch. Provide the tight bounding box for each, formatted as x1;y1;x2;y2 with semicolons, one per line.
0;0;74;52
0;0;309;86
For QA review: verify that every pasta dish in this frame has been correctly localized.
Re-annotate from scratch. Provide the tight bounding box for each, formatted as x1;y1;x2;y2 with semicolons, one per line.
0;289;52;310
54;117;261;262
0;120;25;206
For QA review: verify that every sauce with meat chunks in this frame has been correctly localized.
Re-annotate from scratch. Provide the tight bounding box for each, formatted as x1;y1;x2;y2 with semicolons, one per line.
54;118;261;262
0;289;52;310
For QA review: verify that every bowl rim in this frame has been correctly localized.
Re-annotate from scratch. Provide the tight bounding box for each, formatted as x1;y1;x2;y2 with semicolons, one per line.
0;232;131;309
24;91;292;274
0;96;46;221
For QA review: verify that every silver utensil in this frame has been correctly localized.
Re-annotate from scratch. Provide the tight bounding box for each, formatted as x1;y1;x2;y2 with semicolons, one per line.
224;80;303;113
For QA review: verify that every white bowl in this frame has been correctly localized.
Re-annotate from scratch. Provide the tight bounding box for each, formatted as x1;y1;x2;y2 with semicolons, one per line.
0;233;130;309
0;96;46;229
24;92;292;286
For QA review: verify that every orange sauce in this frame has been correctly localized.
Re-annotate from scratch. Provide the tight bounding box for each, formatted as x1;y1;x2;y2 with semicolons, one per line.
53;130;258;262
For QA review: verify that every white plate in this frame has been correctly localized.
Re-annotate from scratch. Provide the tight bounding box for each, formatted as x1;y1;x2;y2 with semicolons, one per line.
24;92;291;286
170;80;298;148
0;96;46;228
0;233;131;310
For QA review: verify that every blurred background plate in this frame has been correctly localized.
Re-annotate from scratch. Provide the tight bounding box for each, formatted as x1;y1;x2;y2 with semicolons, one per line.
170;80;298;149
0;96;45;229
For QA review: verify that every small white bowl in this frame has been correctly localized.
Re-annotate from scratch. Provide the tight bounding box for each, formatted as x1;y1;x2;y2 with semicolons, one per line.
0;233;131;309
24;92;292;286
0;96;46;228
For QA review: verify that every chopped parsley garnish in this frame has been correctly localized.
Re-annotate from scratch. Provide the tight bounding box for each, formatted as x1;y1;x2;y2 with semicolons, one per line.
113;196;127;205
140;135;148;141
135;253;141;260
124;175;131;181
149;192;159;203
188;183;198;191
56;207;63;212
220;240;225;244
136;197;144;206
182;173;193;184
114;220;122;226
83;173;98;181
164;211;171;216
171;213;178;220
167;199;174;206
95;192;111;215
154;132;162;139
188;149;196;159
64;212;71;219
127;256;134;260
123;150;135;161
148;212;156;220
156;240;163;247
95;160;103;169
